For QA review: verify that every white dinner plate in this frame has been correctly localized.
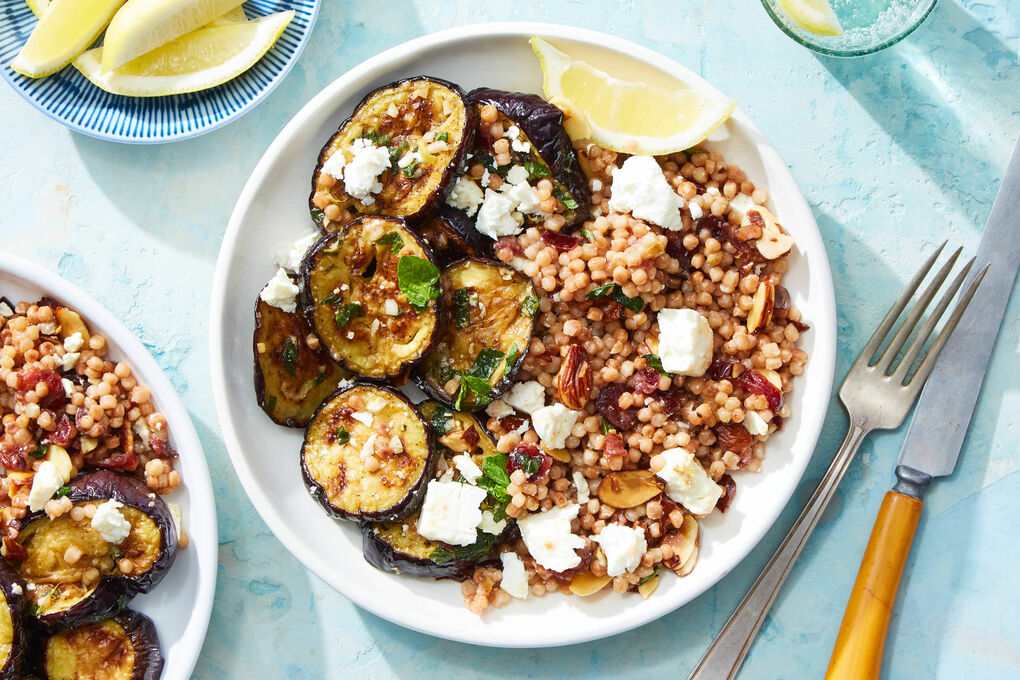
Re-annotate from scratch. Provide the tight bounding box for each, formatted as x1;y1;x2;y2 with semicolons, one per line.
210;22;836;647
0;253;218;676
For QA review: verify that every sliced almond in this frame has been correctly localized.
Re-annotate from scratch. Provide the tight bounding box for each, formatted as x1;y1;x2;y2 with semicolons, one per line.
637;573;660;599
746;278;775;333
662;514;699;574
597;469;664;509
46;445;74;484
56;308;90;342
544;447;571;463
569;570;612;596
438;427;480;453
756;226;794;260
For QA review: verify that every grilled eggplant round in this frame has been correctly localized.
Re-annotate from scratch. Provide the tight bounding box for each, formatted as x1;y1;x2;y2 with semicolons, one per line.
301;383;434;522
416;258;536;410
0;561;27;679
254;294;351;428
310;76;476;231
37;609;162;680
14;472;177;632
303;216;441;380
416;207;486;266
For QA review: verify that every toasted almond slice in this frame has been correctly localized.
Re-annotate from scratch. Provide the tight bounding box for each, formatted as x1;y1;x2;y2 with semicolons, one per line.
569;570;613;596
544;447;572;463
746;278;776;333
56;308;90;342
597;469;664;509
637;573;660;599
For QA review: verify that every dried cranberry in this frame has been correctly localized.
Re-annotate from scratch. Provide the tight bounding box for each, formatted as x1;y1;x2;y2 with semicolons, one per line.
631;369;660;395
550;546;593;582
698;215;763;264
91;450;138;471
595;383;637;431
604;432;626;458
150;436;178;459
650;390;683;417
2;537;28;562
16;368;65;411
541;230;582;252
0;443;28;472
735;370;783;412
48;415;77;446
707;358;738;381
716;424;754;465
595;300;621;322
716;474;737;513
495;235;524;257
506;443;551;481
498;414;527;433
665;232;694;275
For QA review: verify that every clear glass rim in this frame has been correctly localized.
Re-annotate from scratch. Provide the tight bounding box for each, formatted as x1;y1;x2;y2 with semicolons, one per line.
759;0;939;57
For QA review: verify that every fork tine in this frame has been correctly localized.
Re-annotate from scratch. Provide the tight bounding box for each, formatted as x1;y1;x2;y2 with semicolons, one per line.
874;247;962;372
856;242;946;368
893;258;974;382
903;264;989;387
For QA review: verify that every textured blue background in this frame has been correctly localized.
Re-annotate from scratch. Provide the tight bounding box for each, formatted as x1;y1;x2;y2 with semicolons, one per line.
1;1;1018;678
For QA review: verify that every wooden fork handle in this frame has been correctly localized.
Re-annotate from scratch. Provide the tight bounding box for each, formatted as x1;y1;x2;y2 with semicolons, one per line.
826;491;922;680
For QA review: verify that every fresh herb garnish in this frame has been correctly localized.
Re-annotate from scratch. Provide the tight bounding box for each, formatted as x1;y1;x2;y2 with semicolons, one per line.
580;227;595;241
334;302;364;328
553;187;579;210
25;603;39;616
54;485;71;498
509;449;542;478
431;359;457;384
362;130;390;145
474;151;510;177
469;349;505;380
375;231;404;254
642;353;667;375
321;294;344;307
454;288;471;329
601;418;612;435
402;158;419;179
428;403;454;437
435;131;449;142
266;395;277;412
397;256;440;312
639;565;660;585
310;207;324;224
453;380;470;411
336;428;350;445
29;444;46;459
389;140;409;164
523;160;551;180
611;286;645;312
503;343;519;379
281;338;299;376
586;283;616;300
430;532;495;564
312;372;329;386
475;453;511;519
521;294;539;318
461;375;493;398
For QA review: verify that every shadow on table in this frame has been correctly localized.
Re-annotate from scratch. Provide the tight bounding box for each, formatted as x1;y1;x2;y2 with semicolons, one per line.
814;0;1019;224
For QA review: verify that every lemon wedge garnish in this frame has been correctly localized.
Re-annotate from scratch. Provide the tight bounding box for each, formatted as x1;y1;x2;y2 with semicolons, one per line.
11;0;125;78
776;0;844;36
72;10;293;97
25;0;245;25
101;0;247;71
530;36;736;156
24;0;49;18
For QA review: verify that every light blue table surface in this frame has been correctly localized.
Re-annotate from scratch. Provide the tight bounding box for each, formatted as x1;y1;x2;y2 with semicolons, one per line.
2;1;1018;678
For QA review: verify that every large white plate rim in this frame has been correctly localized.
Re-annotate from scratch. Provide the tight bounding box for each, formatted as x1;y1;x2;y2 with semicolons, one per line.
210;21;836;648
0;252;218;677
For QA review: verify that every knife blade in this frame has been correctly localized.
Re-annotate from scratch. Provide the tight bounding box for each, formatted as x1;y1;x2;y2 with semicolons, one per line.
897;137;1020;479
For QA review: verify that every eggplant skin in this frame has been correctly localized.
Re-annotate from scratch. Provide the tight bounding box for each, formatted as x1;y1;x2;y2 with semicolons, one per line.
0;561;27;680
468;88;591;231
253;293;350;428
301;383;434;522
415;258;535;410
309;76;477;231
38;609;162;680
416;207;487;266
301;216;442;380
26;582;126;636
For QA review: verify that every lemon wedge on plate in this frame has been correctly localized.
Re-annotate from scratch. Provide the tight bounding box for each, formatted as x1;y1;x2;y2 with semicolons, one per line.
73;10;293;97
776;0;844;36
530;36;736;156
101;0;247;71
10;0;125;78
26;0;246;24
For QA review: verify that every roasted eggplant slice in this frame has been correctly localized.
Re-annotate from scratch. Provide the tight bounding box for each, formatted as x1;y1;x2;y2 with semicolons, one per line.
38;609;162;680
0;562;27;680
310;77;476;231
301;383;433;522
416;207;486;266
15;472;177;632
302;216;441;380
416;258;535;410
254;295;350;427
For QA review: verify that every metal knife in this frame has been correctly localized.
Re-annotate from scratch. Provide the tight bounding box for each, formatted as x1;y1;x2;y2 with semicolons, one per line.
825;136;1020;680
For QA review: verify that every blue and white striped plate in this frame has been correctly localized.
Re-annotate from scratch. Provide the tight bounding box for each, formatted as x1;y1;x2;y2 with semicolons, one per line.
0;0;319;144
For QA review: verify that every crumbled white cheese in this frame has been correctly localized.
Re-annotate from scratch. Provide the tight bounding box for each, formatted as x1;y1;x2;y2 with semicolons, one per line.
688;201;703;220
320;150;347;179
351;411;373;427
591;179;603;192
366;397;387;413
452;453;483;484
91;499;132;545
63;332;85;353
274;232;320;273
446;175;485;217
517;503;585;572
343;138;391;202
655;447;723;515
727;193;756;219
532;403;581;449
27;461;62;512
743;410;769;436
505;381;546;415
417;481;487;546
657;308;713;376
61;352;79;371
485;400;515;419
608;156;684;230
500;552;529;599
479;510;507;536
259;268;300;313
507;181;546;216
9;583;22;596
397;149;424;169
593;524;647;577
384;299;400;317
61;378;75;396
475;189;523;240
573;471;590;505
504;165;529;185
359;435;377;460
504;125;531;153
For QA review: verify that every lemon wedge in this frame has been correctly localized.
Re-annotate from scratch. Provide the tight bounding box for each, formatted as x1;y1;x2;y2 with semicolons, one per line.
11;0;125;78
530;36;736;156
101;0;247;71
26;0;246;24
73;10;293;97
24;0;49;17
776;0;844;36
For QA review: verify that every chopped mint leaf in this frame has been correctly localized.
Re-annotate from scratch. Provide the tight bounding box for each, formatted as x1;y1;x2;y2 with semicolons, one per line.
397;256;440;312
281;338;299;376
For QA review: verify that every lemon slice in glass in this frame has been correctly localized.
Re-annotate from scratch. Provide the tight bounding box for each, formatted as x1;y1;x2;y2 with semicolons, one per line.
101;0;247;71
10;0;125;78
530;37;736;156
776;0;844;36
72;10;293;97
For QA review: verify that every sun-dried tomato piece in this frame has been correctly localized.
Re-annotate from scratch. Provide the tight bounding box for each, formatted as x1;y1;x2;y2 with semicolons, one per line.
48;414;77;447
735;370;784;412
632;368;660;395
604;431;626;458
595;383;637;431
541;230;582;252
149;436;178;459
699;215;763;264
16;368;65;411
716;474;737;513
0;443;28;472
498;414;527;433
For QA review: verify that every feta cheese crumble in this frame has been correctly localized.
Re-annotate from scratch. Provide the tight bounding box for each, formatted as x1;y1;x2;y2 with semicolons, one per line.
475;189;522;239
743;410;769;436
517;503;585;572
384;299;400;316
504;125;531;153
479;510;507;536
63;332;85;353
28;461;62;512
608;156;684;230
343;138;391;203
657;308;713;376
531;403;582;449
485;400;515;419
91;499;132;545
593;524;647;577
320;150;346;180
452;453;483;484
504;381;546;415
654;447;723;515
445;175;485;215
351;411;373;427
275;232;319;273
259;268;299;313
500;552;529;599
573;471;590;505
417;481;487;546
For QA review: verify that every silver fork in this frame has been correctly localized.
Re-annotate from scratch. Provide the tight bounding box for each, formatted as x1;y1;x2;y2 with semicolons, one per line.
687;242;989;680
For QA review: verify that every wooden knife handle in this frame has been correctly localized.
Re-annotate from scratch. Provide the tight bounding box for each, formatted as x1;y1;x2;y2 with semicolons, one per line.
825;491;922;680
